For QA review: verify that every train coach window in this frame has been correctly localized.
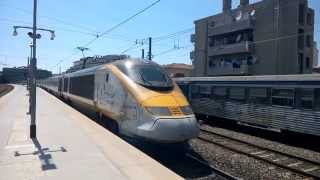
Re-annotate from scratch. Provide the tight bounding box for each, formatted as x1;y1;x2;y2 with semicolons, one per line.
272;89;294;107
199;85;211;98
315;89;320;111
297;88;314;110
179;84;190;98
63;78;68;92
229;87;246;101
58;78;62;92
191;85;200;98
70;75;94;100
106;73;109;82
212;87;227;99
249;88;270;104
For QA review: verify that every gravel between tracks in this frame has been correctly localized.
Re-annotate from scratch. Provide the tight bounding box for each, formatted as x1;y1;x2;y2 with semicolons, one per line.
201;124;320;163
188;124;320;180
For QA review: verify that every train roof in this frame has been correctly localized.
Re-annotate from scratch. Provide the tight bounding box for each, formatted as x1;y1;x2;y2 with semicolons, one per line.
47;58;160;79
175;74;320;82
112;58;159;67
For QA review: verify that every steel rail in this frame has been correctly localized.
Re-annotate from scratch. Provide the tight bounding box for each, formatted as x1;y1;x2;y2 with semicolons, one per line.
185;153;242;180
199;129;320;179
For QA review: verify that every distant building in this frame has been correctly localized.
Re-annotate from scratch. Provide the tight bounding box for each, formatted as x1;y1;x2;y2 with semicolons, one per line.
2;67;52;83
162;63;193;78
192;0;315;76
314;41;319;67
0;71;3;83
67;55;129;73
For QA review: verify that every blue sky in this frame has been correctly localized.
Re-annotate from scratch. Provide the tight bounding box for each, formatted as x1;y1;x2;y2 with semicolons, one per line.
0;0;319;73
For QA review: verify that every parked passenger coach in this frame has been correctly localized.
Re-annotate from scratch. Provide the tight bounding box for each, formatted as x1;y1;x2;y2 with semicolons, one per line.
39;59;199;143
175;75;320;137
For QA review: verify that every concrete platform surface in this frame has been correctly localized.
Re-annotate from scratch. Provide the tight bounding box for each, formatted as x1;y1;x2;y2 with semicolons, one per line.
0;85;182;180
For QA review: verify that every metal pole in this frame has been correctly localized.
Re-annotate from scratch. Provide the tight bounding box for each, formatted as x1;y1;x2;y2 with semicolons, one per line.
29;44;33;90
141;49;145;59
30;0;37;139
27;57;30;90
28;44;33;114
148;37;152;61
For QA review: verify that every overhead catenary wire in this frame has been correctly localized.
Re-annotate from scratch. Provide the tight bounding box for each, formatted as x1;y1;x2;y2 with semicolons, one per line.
153;27;194;42
52;0;161;70
121;43;140;54
0;3;99;34
81;0;161;48
153;45;193;57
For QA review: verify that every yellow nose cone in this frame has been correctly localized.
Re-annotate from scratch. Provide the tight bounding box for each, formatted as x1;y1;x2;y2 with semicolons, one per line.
142;94;189;107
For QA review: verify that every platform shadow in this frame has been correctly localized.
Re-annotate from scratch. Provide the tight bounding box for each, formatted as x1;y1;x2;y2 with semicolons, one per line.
14;138;67;171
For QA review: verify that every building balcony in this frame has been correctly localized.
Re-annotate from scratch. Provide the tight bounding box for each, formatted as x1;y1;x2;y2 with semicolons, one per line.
207;64;251;76
208;18;254;36
208;41;253;56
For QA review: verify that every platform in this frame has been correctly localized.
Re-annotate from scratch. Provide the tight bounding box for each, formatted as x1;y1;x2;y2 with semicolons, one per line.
0;85;182;180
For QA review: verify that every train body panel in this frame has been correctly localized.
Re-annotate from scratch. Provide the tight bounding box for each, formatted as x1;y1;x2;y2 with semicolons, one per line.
175;75;320;136
39;59;199;143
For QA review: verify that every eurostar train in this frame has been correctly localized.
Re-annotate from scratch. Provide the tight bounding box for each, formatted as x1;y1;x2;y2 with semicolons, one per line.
39;59;199;143
175;75;320;136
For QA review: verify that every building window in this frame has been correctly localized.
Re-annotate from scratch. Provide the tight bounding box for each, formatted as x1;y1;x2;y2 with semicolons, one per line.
232;60;241;68
209;36;215;47
306;35;312;48
299;53;304;74
306;57;310;69
299;4;305;25
209;60;216;68
210;21;215;27
298;29;304;50
307;13;313;25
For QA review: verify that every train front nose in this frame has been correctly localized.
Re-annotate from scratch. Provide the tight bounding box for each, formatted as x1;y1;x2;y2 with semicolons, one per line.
137;116;200;143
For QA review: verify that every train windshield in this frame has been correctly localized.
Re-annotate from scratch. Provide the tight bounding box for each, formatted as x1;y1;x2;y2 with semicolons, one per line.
116;62;174;91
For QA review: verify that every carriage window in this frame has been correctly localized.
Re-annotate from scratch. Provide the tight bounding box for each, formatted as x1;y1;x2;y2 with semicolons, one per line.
212;87;227;99
179;84;190;98
106;73;109;82
229;87;246;101
199;85;211;98
272;89;294;107
315;89;320;111
297;88;314;110
191;85;200;98
249;88;270;104
70;75;94;100
58;78;63;92
63;78;68;92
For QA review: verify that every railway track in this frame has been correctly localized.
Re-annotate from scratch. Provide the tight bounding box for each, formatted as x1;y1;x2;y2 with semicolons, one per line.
198;128;320;179
185;152;242;180
0;85;13;97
